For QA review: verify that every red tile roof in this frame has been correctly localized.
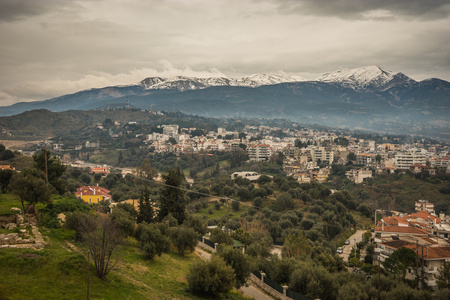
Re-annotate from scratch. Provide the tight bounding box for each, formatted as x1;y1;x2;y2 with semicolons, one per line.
374;225;428;235
75;186;111;198
408;211;440;224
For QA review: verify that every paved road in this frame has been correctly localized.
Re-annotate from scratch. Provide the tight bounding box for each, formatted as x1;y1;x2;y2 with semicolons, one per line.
339;230;365;262
195;247;274;300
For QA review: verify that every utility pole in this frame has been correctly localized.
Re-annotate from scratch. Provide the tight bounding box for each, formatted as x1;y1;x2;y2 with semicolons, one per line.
87;250;90;300
377;260;381;300
226;198;230;246
421;244;425;289
415;240;419;289
44;148;49;188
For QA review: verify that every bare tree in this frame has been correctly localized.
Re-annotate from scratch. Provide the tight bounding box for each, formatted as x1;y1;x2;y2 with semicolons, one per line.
79;214;123;280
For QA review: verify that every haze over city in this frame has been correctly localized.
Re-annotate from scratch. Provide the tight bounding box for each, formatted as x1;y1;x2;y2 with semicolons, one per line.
1;0;450;106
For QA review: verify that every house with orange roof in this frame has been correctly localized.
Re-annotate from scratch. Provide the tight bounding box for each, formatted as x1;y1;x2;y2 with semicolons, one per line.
376;238;450;289
0;165;15;171
75;185;111;204
90;166;110;175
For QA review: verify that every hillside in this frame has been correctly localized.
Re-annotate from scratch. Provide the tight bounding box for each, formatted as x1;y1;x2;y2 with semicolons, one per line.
1;66;449;139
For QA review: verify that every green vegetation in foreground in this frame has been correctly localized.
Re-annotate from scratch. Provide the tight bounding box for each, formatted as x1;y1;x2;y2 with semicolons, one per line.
0;193;21;215
0;228;248;300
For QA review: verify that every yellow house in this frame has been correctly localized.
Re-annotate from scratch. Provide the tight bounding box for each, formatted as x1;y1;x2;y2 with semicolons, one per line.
75;186;111;204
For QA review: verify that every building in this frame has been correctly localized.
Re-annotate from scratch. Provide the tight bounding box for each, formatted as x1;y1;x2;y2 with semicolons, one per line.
0;165;15;170
375;238;450;289
415;200;435;214
395;150;427;169
90;166;110;175
356;153;376;166
162;125;179;138
231;171;261;182
75;186;111;204
248;144;271;161
345;169;373;184
312;147;334;164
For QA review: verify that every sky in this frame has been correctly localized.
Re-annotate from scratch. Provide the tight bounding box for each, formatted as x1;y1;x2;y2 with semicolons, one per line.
1;0;450;106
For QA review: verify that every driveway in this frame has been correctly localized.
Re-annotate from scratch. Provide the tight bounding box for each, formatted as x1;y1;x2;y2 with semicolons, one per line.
339;230;365;262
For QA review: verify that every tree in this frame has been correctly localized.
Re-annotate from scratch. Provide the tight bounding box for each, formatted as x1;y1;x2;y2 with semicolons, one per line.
217;246;251;288
210;227;228;244
32;149;67;194
0;169;14;193
437;261;450;289
383;247;417;279
137;186;154;224
256;174;272;185
231;200;240;212
347;152;357;161
171;226;198;256
282;232;311;258
276;192;294;211
110;207;135;237
139;158;158;179
8;173;52;213
186;256;235;296
159;167;186;224
136;223;171;260
78;215;123;280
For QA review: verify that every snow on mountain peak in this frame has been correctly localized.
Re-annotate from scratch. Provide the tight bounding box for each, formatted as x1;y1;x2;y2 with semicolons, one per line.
315;65;409;89
139;73;297;91
138;66;412;92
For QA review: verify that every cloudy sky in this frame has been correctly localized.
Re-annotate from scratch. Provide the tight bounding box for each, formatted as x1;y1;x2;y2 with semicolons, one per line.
1;0;450;106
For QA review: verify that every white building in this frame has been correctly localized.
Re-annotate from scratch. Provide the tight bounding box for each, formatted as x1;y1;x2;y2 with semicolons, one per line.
395;149;427;169
248;144;271;161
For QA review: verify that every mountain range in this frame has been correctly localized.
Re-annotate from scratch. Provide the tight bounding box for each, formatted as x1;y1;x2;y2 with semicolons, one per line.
1;66;449;139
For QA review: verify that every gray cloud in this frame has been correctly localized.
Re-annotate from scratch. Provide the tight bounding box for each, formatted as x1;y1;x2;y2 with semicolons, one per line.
0;0;449;106
0;0;80;22
275;0;450;20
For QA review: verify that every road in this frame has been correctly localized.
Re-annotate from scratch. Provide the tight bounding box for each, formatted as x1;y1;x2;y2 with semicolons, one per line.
339;230;365;262
195;247;274;300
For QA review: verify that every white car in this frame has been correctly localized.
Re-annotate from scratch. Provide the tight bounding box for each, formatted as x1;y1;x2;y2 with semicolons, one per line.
336;247;343;254
344;240;350;245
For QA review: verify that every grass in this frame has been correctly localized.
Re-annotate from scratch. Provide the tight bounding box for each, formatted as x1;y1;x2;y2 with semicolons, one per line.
0;193;22;215
194;200;250;221
0;227;249;300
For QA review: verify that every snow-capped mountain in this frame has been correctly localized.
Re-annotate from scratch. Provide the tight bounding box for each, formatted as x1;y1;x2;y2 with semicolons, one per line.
316;65;415;90
138;73;298;91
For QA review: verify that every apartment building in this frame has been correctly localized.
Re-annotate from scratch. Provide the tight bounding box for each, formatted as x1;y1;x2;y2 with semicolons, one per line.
248;144;271;161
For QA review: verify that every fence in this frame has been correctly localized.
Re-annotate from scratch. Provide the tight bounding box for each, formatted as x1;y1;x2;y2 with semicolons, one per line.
197;237;217;252
250;271;311;300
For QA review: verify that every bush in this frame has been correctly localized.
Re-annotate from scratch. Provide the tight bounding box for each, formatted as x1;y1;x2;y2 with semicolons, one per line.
186;256;235;296
216;246;251;288
210;227;228;244
171;226;198;256
231;200;240;212
110;207;135;237
136;223;171;260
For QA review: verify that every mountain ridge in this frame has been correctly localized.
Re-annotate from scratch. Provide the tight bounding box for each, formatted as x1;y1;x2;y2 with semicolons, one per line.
0;66;449;139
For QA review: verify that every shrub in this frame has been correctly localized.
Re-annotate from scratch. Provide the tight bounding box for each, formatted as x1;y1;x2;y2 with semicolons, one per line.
217;246;251;288
186;256;235;296
136;223;171;260
171;226;198;256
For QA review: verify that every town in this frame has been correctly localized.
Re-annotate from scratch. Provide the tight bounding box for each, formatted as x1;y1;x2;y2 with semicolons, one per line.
1;110;449;299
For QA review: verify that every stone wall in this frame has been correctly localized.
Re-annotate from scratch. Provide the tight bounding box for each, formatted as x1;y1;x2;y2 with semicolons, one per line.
249;273;288;300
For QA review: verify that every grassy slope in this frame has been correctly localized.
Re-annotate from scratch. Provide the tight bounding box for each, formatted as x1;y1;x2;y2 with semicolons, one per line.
0;194;247;300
